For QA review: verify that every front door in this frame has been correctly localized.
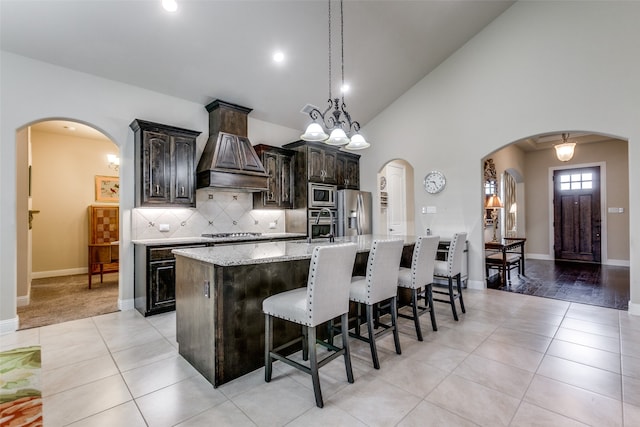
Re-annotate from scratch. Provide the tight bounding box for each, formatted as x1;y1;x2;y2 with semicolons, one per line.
553;166;601;262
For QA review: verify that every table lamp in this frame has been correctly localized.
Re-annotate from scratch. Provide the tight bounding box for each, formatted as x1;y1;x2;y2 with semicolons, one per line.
485;194;504;242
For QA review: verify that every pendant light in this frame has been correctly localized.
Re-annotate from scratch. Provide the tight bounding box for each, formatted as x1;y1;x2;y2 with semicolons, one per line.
555;133;576;162
300;0;370;150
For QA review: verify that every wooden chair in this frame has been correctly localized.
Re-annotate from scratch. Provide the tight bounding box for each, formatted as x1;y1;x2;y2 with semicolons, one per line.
88;205;119;289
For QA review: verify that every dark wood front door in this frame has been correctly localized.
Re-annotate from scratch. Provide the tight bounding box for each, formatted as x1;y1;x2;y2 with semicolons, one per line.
553;166;601;262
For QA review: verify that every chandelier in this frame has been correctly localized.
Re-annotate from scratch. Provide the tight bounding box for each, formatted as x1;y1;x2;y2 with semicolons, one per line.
300;0;370;150
554;133;576;162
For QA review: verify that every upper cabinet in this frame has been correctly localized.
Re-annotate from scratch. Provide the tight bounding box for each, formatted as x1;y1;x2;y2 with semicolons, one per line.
307;145;337;184
252;144;295;209
283;140;360;208
130;119;201;207
336;151;360;190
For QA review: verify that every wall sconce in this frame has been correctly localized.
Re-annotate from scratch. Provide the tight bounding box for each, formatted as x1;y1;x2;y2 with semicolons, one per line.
485;194;503;242
554;133;576;162
107;154;120;171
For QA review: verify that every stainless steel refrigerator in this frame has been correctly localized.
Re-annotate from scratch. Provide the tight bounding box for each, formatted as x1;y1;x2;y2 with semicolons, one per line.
337;190;372;236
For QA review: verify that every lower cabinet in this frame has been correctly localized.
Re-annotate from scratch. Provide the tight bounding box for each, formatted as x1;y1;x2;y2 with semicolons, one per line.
135;243;206;316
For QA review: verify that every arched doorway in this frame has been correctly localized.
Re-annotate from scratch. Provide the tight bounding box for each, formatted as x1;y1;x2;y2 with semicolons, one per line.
377;159;415;236
16;119;120;329
481;131;630;309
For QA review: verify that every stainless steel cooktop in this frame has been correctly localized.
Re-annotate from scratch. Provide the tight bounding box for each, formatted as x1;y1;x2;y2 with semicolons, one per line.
201;232;263;238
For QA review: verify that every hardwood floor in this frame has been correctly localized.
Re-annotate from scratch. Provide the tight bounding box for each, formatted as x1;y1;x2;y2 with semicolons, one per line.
488;259;630;310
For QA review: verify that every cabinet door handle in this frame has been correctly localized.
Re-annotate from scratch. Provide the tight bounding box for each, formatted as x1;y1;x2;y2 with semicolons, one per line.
155;184;160;194
181;186;185;196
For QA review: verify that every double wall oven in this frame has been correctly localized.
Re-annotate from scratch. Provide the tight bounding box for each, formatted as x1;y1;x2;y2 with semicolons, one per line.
307;183;337;239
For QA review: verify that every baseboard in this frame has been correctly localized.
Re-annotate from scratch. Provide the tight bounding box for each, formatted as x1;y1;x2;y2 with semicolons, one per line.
466;279;486;290
628;301;640;316
0;317;19;334
16;294;30;307
32;268;87;279
118;298;135;311
524;254;629;267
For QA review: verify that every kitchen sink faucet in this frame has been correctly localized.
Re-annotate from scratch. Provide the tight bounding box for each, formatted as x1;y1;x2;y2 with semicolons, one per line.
315;207;335;243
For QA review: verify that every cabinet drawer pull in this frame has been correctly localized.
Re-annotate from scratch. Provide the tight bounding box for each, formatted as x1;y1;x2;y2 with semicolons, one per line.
181;186;185;196
155;184;160;194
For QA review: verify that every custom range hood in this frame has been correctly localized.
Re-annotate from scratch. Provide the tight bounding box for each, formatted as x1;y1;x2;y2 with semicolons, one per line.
196;100;268;191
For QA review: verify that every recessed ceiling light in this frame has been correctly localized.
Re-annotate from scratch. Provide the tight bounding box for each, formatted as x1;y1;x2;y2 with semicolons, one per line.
273;51;285;63
162;0;178;12
341;83;350;93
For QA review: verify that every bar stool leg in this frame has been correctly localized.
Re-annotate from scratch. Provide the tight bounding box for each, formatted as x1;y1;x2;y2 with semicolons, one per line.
427;284;438;331
457;274;465;313
448;276;459;321
264;314;273;382
411;288;423;341
365;304;380;369
341;313;354;384
308;327;323;408
390;296;401;355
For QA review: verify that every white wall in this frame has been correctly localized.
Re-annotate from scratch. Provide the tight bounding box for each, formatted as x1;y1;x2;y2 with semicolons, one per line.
359;1;640;311
0;52;299;332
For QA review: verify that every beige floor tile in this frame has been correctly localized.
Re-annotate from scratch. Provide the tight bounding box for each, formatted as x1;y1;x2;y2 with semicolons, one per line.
43;374;133;426
397;400;479;427
524;375;622;426
621;336;640;356
426;374;520;427
122;354;200;398
41;338;110;371
566;305;620;326
99;324;164;353
622;375;640;407
473;338;544;372
286;403;368;427
561;317;620;338
231;375;318;426
555;327;620;353
547;339;621;374
135;375;227;427
376;351;450;398
42;353;119;396
453;353;534;399
175;400;257;427
510;402;588;426
0;327;39;351
537;355;622;400
502;318;559;338
67;401;147;427
489;326;552;353
623;403;640;427
111;337;178;372
407;342;469;373
622;354;640;379
331;376;421;427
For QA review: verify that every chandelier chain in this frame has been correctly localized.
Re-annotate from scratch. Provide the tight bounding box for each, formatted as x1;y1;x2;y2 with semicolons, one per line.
340;0;344;102
328;0;332;100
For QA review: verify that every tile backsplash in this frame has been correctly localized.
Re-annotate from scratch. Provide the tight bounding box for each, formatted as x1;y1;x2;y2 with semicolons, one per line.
132;190;286;240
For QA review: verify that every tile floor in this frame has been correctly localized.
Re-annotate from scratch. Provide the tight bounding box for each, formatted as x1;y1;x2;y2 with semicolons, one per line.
2;288;640;426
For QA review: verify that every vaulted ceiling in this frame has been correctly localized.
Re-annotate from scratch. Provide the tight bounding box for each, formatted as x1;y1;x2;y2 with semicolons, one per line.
1;0;514;132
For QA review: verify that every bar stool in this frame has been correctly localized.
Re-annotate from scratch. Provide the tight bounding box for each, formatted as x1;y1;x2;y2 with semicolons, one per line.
348;239;404;369
262;243;357;408
397;235;440;341
433;232;467;321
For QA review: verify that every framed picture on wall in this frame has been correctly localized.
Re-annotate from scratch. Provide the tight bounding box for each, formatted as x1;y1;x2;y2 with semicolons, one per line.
95;175;119;202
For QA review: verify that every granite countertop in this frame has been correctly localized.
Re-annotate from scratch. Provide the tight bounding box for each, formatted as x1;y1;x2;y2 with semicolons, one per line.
172;234;417;267
131;232;307;246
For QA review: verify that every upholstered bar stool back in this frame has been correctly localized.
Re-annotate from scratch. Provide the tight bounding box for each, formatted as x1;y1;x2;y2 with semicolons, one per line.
262;243;357;408
348;239;404;369
433;232;467;321
397;235;440;341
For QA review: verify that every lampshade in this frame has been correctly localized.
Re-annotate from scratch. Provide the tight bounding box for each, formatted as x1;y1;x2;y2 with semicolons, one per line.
344;133;370;150
555;133;576;162
485;194;503;209
301;123;329;142
554;142;576;161
325;127;350;146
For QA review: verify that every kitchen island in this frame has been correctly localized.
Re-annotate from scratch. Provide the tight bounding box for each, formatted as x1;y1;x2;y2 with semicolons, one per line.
173;234;416;387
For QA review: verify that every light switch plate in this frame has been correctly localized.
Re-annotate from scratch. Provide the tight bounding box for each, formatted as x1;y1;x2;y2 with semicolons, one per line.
426;206;437;214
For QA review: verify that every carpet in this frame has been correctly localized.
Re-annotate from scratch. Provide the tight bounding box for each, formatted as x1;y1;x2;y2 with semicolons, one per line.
0;346;42;427
17;273;119;330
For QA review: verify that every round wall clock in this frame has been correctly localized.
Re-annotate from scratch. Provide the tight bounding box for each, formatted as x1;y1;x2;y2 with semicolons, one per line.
380;176;387;190
424;170;446;194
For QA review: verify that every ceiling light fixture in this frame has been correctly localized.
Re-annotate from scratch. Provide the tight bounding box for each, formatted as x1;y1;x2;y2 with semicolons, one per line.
300;0;370;150
107;154;120;171
554;133;576;162
162;0;178;12
273;51;285;63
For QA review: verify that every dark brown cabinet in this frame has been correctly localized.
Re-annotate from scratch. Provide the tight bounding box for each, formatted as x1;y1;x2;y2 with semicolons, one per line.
130;119;201;207
135;243;206;316
336;152;360;189
252;144;295;209
307;145;337;184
